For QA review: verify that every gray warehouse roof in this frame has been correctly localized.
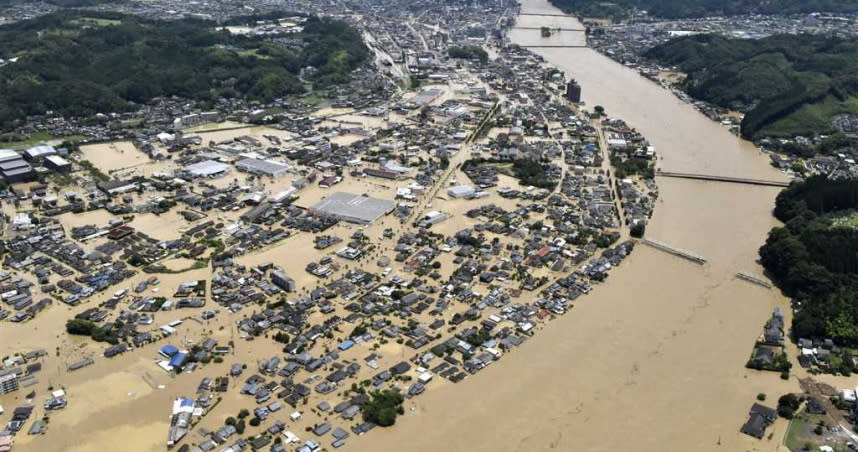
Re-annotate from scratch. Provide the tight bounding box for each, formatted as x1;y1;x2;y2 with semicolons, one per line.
0;149;21;163
310;192;394;225
236;158;290;177
25;145;57;160
45;155;71;166
187;160;230;177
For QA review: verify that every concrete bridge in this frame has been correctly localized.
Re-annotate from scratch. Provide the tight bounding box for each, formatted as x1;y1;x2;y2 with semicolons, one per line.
656;171;790;188
641;239;707;265
518;45;588;48
512;27;585;31
518;13;575;17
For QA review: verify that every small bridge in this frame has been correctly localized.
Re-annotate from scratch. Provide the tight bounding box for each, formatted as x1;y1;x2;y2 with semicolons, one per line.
736;272;772;289
519;13;574;17
512;27;585;31
657;171;790;188
641;239;707;265
519;45;588;48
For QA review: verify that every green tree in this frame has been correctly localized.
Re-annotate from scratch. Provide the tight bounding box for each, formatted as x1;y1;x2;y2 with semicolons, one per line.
361;390;405;427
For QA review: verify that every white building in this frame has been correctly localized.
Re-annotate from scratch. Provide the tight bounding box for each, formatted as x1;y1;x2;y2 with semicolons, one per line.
447;185;476;199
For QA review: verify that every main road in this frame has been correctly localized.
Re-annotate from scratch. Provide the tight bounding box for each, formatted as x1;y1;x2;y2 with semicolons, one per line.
355;0;796;451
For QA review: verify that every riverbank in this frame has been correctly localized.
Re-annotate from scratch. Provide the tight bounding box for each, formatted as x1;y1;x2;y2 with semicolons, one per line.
352;0;798;451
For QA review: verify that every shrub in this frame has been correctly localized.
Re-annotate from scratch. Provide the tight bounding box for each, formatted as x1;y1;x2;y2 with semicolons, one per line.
777;404;795;419
66;319;96;336
777;393;801;419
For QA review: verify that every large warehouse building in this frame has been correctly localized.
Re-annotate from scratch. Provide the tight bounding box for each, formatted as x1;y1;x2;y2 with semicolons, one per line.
0;149;34;184
310;192;395;225
186;160;230;178
236;158;290;177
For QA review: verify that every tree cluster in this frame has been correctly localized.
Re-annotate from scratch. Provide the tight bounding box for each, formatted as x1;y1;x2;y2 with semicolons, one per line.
549;0;857;20
361;390;405;427
759;176;858;344
610;153;654;179
65;318;118;344
448;45;488;64
510;158;553;189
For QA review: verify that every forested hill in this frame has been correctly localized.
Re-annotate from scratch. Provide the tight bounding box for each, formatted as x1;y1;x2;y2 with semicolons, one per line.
0;11;368;129
0;0;119;6
759;176;858;345
644;33;858;139
548;0;858;20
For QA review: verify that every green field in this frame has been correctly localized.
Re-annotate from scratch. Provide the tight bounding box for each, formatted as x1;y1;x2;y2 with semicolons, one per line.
762;95;858;138
238;49;272;60
784;411;840;452
68;17;122;27
0;131;85;150
831;211;858;230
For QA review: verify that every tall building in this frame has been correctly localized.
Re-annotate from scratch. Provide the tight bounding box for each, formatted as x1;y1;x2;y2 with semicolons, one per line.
271;270;296;292
565;80;582;103
0;371;19;395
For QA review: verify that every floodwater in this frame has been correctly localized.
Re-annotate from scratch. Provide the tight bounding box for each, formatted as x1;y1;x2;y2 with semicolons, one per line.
353;1;802;452
0;3;814;450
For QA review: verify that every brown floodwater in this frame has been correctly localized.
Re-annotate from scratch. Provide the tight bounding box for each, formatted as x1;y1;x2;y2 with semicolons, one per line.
0;2;808;450
352;1;801;451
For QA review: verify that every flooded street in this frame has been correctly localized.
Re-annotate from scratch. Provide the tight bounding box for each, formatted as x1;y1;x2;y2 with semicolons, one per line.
0;2;807;451
353;0;798;451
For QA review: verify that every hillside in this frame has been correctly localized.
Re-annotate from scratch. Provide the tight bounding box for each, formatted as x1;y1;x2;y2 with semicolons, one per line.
549;0;858;20
644;33;858;139
0;11;368;129
0;0;121;7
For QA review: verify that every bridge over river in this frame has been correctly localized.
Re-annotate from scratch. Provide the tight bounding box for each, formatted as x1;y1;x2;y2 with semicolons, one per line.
656;171;791;187
511;26;585;31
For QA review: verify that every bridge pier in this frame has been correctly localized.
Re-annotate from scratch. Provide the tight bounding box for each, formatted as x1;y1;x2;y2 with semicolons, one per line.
641;239;707;265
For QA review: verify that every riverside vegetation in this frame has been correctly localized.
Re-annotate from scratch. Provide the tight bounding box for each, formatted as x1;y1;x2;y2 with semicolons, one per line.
760;176;858;346
548;0;858;21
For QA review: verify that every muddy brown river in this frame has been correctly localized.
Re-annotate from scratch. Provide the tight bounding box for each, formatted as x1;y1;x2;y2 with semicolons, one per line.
354;1;799;451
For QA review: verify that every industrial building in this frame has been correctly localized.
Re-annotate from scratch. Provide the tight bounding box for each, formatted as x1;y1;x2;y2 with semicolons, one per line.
448;185;477;199
271;270;296;292
236;158;290;177
310;192;394;225
97;179;138;196
363;168;401;180
419;210;447;228
0;149;34;184
186;160;230;178
45;155;72;173
24;144;57;161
